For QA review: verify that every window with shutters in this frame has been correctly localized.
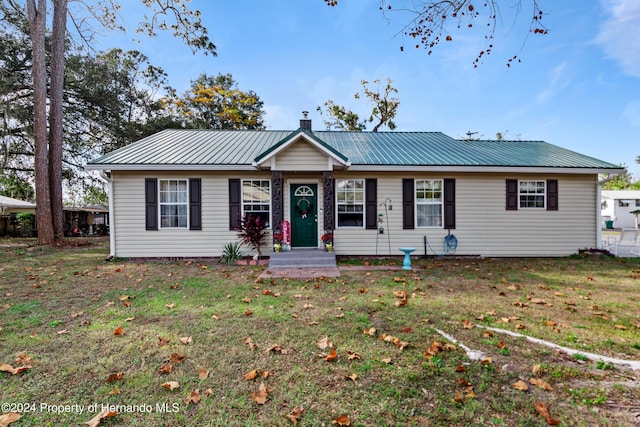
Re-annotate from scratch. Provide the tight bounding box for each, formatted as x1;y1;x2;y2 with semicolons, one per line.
242;180;271;227
416;179;443;227
159;179;188;228
336;179;364;227
519;180;546;209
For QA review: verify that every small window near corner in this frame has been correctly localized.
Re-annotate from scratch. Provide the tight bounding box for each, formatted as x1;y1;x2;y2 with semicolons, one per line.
519;180;546;209
159;179;188;228
242;180;271;228
336;179;364;227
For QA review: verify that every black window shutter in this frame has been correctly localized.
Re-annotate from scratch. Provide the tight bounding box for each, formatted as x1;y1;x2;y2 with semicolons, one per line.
145;178;158;230
444;178;456;229
506;179;518;211
402;178;414;229
547;179;558;211
229;179;241;230
365;179;377;229
189;178;202;230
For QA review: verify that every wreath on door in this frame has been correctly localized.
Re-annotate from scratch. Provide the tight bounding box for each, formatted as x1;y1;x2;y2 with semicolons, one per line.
296;198;313;219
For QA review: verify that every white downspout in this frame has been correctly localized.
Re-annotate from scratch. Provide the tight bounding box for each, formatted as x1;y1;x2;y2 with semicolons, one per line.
100;170;116;258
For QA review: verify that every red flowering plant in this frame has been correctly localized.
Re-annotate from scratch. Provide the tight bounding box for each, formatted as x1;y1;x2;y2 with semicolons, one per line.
321;230;334;245
272;228;284;245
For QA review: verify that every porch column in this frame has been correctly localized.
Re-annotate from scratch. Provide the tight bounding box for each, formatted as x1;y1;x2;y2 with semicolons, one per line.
271;171;284;229
323;171;334;231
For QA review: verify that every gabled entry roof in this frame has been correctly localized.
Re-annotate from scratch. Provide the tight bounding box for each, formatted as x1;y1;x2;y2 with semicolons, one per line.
86;128;623;174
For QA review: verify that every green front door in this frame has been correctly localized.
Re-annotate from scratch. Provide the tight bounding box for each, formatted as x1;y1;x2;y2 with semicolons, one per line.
290;184;318;247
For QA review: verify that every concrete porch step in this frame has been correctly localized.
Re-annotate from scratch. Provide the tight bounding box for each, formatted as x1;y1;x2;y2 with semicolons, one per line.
269;248;336;268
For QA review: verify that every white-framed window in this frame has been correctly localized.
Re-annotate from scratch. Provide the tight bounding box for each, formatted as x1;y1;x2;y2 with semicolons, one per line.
416;179;443;227
519;180;546;208
336;179;364;227
242;179;271;227
159;179;188;228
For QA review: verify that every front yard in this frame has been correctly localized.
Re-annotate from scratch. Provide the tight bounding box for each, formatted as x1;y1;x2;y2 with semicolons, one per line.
1;239;639;426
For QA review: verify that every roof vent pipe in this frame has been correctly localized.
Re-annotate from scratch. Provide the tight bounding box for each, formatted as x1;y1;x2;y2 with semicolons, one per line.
300;111;312;130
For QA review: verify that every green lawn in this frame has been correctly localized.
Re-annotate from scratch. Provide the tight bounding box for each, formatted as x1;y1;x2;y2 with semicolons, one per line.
1;239;639;426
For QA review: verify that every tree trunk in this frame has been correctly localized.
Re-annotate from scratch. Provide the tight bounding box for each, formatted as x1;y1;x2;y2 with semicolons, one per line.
27;0;54;244
49;0;68;239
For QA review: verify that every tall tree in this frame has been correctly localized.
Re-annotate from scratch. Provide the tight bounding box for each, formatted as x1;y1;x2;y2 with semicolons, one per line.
325;1;547;66
171;73;265;130
318;78;400;132
18;0;217;244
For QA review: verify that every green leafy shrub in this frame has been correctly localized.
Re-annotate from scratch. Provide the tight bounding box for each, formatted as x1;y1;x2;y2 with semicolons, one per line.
219;241;243;265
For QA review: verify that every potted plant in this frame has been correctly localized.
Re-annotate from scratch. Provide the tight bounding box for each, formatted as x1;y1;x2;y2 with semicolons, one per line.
321;230;334;252
272;229;283;253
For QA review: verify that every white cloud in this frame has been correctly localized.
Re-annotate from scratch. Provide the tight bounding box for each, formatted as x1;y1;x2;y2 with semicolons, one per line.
595;0;640;77
536;62;572;104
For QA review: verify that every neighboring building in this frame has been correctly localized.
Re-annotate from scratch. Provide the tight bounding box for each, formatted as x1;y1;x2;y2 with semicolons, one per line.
86;118;623;258
601;190;640;229
63;205;109;236
0;195;36;237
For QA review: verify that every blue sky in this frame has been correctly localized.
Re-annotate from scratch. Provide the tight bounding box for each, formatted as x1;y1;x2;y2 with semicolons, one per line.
98;0;640;176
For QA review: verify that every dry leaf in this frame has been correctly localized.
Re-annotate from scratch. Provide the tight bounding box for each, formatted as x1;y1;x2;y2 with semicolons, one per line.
184;389;201;405
512;380;529;391
0;412;21;426
363;327;376;336
244;337;259;351
346;350;361;360
345;373;358;382
332;414;351;426
286;406;304;425
381;357;392;364
158;337;170;346
461;319;474;329
454;365;466;372
532;364;542;375
84;409;117;427
452;390;465;403
244;369;259;381
529;378;553;391
251;382;270;405
198;367;209;379
162;381;180;391
394;297;408;307
204;388;213;396
179;336;193;345
108;387;120;395
325;348;338;362
113;326;124;336
242;297;251;303
316;336;334;349
534;401;561;425
170;353;185;364
0;364;29;375
106;372;125;382
158;364;172;374
165;303;175;309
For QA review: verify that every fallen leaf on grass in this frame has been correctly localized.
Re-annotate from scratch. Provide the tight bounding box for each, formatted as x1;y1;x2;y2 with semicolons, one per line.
251;382;270;405
158;364;172;374
84;409;117;427
170;353;185;364
57;329;69;335
529;378;553;391
244;337;259;351
158;337;170;346
461;319;474;329
0;364;29;375
381;357;392;364
266;344;288;354
325;348;338;362
346;350;361;360
332;414;351;426
184;389;201;405
179;336;192;345
345;373;358;382
162;381;180;391
534;401;561;425
0;412;21;426
165;303;175;309
286;406;304;425
113;326;124;336
106;372;125;382
108;387;120;395
244;369;259;381
363;327;376;336
512;380;529;391
198;367;209;379
316;336;334;350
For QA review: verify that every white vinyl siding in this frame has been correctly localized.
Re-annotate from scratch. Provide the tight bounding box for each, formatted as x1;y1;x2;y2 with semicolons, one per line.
273;141;331;171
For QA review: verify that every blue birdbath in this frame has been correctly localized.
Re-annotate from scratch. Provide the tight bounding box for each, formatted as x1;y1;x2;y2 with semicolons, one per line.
399;247;416;270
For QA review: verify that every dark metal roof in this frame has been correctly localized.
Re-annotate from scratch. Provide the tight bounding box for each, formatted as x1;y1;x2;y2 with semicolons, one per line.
87;129;622;171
